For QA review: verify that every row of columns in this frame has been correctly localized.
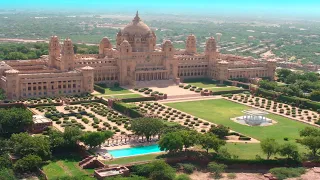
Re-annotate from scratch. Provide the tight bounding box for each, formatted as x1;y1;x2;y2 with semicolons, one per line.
135;72;168;81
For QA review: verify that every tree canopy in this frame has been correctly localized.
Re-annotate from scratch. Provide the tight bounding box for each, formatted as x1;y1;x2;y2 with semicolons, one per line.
260;138;279;160
0;108;33;135
80;131;113;148
199;133;226;153
10;133;51;160
208;125;229;139
131;118;164;141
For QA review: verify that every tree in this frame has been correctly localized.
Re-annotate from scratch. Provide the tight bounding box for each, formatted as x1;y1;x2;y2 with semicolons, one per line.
149;161;176;180
63;126;82;149
0;108;33;135
278;143;299;160
299;127;320;137
209;125;229;139
133;160;175;180
310;90;320;101
207;162;227;179
180;130;199;151
260;138;279;159
80;131;113;148
259;80;277;90
13;155;42;173
297;136;320;157
0;154;12;170
10;133;51;160
198;133;226;153
159;131;184;153
131;118;164;141
0;168;16;180
276;69;292;82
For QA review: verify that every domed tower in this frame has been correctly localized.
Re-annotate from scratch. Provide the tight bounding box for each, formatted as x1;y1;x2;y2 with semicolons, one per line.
205;37;218;61
116;11;156;52
185;34;197;54
60;38;75;71
48;36;60;68
99;37;112;58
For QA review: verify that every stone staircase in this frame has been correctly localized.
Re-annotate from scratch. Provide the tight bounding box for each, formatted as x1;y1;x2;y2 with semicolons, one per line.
79;156;95;169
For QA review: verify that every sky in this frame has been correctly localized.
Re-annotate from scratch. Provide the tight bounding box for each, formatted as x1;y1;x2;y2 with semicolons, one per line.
1;0;320;17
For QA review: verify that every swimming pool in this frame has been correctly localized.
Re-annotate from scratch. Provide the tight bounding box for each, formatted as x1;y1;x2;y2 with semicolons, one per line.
108;144;163;158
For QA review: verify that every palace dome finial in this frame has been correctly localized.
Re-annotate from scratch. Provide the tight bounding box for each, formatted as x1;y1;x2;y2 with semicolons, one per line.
122;12;151;37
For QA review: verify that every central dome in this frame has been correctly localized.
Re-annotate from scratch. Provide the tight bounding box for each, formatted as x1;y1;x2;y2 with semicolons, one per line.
122;11;152;36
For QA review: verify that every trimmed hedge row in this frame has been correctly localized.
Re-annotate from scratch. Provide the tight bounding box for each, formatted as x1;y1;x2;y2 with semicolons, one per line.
212;89;248;95
122;96;156;103
113;101;144;118
256;88;320;112
94;84;106;94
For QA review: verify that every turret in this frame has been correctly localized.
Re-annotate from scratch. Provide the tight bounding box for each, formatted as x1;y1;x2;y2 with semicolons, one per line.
216;61;229;82
162;40;174;58
81;66;94;93
119;40;132;59
48;36;60;68
186;34;197;54
5;69;20;99
205;37;218;60
267;60;277;80
99;37;112;58
60;38;75;71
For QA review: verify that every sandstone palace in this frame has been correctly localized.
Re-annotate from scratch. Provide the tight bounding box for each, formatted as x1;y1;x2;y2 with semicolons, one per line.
0;12;276;100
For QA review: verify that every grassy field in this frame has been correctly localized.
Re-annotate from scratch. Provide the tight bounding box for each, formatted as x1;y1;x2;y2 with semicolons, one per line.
189;82;218;88
166;99;312;157
208;86;241;91
101;93;143;99
104;87;132;95
42;154;94;180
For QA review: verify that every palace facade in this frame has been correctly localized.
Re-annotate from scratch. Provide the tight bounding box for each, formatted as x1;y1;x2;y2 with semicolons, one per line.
0;12;276;100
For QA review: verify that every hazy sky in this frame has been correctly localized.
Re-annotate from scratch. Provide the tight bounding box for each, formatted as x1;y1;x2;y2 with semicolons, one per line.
1;0;320;17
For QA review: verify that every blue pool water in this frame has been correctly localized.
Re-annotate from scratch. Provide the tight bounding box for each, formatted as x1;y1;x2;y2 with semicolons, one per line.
108;144;163;158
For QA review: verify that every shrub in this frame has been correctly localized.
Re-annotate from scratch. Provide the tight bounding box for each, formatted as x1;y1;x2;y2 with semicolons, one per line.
207;162;227;179
177;163;196;174
284;137;289;141
227;173;237;179
269;167;306;180
175;174;191;180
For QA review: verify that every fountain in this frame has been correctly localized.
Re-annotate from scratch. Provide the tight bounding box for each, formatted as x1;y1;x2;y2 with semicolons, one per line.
233;109;274;126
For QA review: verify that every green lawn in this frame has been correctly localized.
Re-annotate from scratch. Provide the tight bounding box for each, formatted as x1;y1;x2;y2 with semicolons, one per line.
208;86;241;91
101;93;143;99
189;82;218;88
104;87;132;95
42;154;95;180
166;99;312;143
166;99;312;158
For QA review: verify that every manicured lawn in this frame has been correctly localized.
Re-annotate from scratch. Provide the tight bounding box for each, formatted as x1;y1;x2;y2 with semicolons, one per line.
104;87;132;95
166;99;313;143
101;93;143;99
208;86;241;91
104;153;162;165
42;154;95;180
189;82;218;88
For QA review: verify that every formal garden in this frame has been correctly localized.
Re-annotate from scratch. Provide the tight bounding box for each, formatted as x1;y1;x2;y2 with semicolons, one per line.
225;93;320;126
31;102;132;135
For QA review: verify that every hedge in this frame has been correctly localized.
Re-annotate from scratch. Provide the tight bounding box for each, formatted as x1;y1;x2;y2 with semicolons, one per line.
94;84;106;94
212;89;248;95
256;88;320;111
122;96;156;103
113;101;143;118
